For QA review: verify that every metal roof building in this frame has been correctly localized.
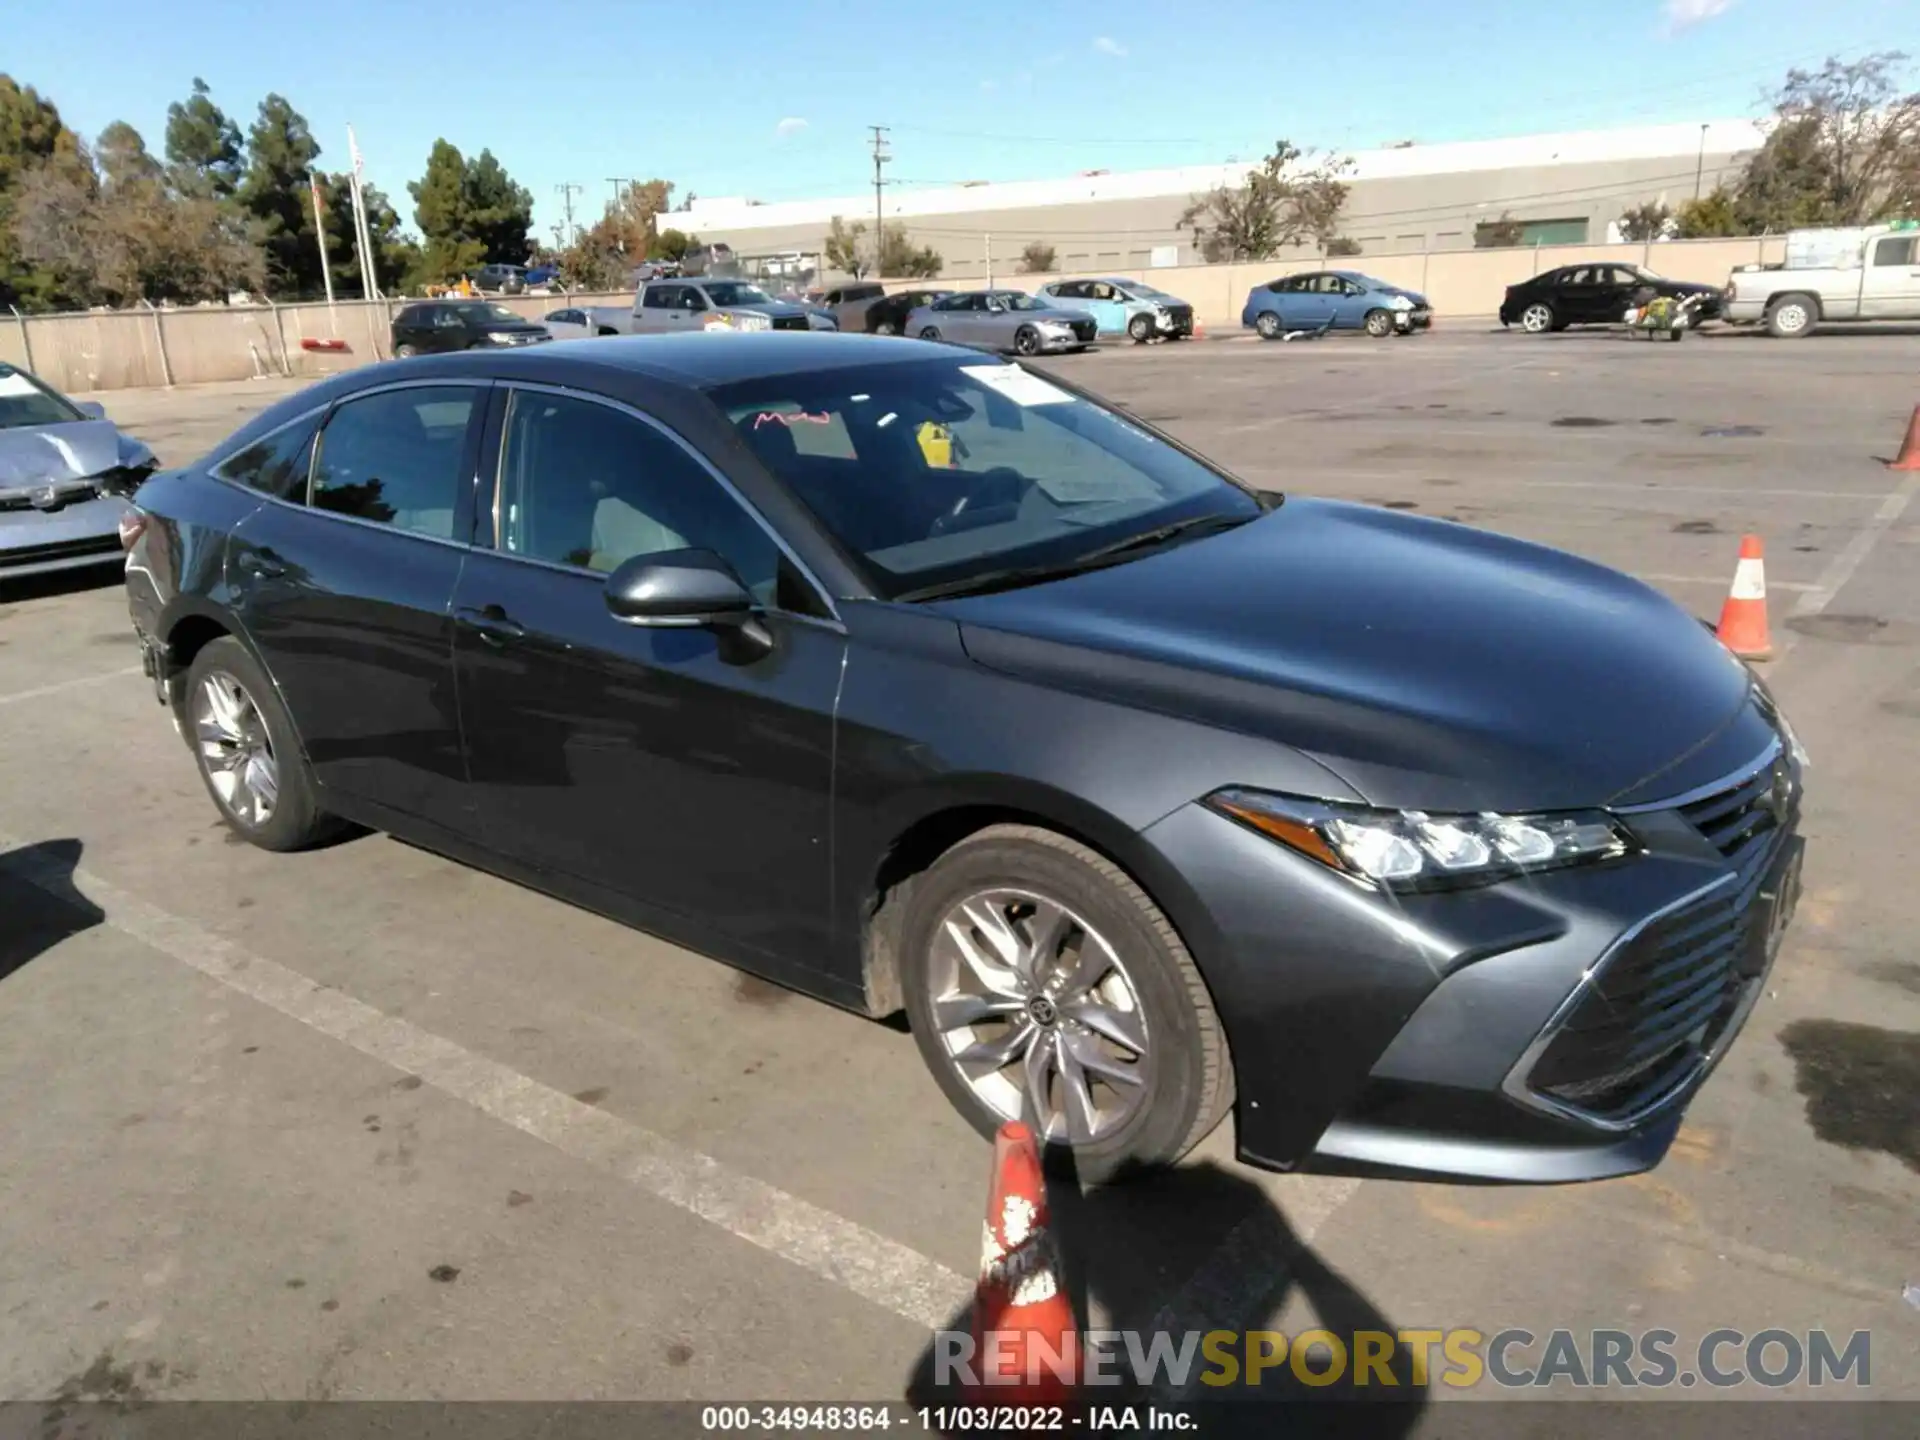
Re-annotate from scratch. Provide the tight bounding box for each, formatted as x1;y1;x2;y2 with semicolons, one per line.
663;118;1765;282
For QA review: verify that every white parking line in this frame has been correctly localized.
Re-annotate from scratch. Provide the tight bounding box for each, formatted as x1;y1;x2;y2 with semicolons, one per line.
0;665;143;709
0;833;973;1331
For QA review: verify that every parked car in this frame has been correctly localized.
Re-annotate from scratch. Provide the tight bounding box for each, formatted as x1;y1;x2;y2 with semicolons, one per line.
523;265;561;291
541;307;622;341
1243;271;1432;338
1;362;156;580
121;332;1806;1184
1040;277;1196;342
1500;264;1723;334
469;264;528;295
819;281;888;332
906;290;1097;354
863;287;953;335
1721;223;1920;337
391;300;553;357
630;279;817;333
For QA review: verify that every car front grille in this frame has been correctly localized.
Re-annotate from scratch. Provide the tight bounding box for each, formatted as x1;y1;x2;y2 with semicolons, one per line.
1;534;122;567
1069;319;1097;342
772;315;809;331
1523;761;1796;1126
1165;305;1194;331
0;479;102;512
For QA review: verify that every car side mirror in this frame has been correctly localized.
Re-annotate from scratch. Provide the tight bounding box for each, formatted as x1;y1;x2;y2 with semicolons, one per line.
75;400;107;420
603;549;772;659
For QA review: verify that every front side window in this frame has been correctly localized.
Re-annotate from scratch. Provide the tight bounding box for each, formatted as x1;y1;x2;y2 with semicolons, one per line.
310;386;477;539
217;413;322;500
0;363;83;429
494;390;819;613
711;356;1261;601
1873;236;1916;267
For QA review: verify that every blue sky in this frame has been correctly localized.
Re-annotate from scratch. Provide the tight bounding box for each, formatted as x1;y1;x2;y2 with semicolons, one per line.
7;0;1917;241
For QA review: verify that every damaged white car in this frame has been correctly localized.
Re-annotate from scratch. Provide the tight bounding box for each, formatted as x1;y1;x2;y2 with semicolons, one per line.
0;363;157;581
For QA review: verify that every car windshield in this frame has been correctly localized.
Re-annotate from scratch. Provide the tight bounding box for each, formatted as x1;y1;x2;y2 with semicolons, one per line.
703;283;775;306
0;365;83;429
709;356;1264;601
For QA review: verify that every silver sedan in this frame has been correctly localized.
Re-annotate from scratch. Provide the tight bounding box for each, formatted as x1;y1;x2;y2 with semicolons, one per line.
904;290;1098;355
1;362;156;581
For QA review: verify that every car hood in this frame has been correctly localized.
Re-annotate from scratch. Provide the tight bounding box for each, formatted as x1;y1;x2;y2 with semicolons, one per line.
477;321;548;334
725;300;810;318
1372;285;1429;305
0;420;133;487
935;499;1762;813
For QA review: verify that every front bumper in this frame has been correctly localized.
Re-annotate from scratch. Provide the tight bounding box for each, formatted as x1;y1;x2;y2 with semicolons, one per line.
1;495;131;579
1395;307;1433;332
1138;739;1804;1183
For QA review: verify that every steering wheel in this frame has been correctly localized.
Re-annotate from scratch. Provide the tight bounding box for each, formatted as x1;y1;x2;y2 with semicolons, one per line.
928;467;1025;537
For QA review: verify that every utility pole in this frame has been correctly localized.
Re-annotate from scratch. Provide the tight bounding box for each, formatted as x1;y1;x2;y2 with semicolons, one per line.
984;233;992;287
1694;123;1709;201
605;177;634;210
869;126;890;279
556;182;584;244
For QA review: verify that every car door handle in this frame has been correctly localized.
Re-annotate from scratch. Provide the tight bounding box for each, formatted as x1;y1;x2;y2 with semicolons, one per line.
457;604;526;645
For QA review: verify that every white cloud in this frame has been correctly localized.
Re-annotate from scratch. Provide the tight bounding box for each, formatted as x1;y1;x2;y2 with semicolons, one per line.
774;117;809;138
1092;36;1127;57
1664;0;1734;32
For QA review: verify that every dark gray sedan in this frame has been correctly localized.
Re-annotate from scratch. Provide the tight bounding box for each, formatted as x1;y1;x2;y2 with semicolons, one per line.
905;290;1098;354
0;362;156;580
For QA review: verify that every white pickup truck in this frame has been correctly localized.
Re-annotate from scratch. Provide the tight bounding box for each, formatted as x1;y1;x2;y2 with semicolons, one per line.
1723;223;1920;337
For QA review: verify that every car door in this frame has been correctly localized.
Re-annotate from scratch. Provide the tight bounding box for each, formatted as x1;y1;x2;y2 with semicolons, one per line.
449;383;844;966
1861;234;1920;318
633;284;676;333
1083;281;1129;335
1328;277;1373;327
1286;274;1336;328
1597;266;1641;323
227;380;487;835
934;294;977;343
1556;267;1604;324
393;305;434;353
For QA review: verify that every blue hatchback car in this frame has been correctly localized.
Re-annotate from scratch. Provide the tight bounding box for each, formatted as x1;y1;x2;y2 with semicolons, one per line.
1242;270;1433;339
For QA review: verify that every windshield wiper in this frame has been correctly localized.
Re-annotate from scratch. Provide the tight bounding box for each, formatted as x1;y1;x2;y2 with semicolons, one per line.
896;511;1253;603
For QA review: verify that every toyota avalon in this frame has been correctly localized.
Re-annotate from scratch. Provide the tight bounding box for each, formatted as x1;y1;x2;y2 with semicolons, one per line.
122;333;1805;1183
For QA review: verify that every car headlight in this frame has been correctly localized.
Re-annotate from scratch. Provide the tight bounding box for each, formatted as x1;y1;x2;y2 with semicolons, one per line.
1204;788;1635;890
486;331;518;343
1388;295;1415;311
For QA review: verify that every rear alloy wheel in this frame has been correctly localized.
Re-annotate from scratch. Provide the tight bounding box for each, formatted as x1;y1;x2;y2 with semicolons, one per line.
874;320;898;335
186;637;336;852
394;342;419;359
1363;308;1395;338
902;824;1232;1182
1254;311;1283;339
1014;326;1042;356
918;326;941;341
1127;313;1155;343
1519;302;1556;334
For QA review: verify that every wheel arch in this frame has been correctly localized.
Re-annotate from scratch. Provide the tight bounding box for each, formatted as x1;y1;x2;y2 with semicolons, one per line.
852;779;1227;1030
160;601;312;764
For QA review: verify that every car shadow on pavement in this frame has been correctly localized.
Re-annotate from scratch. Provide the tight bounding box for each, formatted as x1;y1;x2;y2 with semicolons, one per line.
0;838;105;985
0;567;126;607
906;1152;1430;1436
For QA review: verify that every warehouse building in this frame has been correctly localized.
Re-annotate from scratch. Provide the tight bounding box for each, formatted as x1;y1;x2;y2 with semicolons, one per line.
662;118;1764;283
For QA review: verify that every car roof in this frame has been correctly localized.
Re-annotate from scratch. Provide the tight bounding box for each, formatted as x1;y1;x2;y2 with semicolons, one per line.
412;332;977;387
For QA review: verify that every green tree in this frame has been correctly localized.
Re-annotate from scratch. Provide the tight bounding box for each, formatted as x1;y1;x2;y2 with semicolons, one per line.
877;222;941;278
1616;200;1673;242
163;77;243;198
237;93;324;296
409;139;535;282
1177;140;1353;262
823;215;868;277
1019;241;1056;273
0;75;85;308
462;148;533;263
1674;187;1743;238
97;121;162;188
1474;212;1525;248
1740;52;1920;227
652;227;698;262
316;172;418;298
1325;236;1363;256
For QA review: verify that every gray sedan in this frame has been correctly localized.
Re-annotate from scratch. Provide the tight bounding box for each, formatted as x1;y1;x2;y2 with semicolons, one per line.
1;362;156;581
904;290;1098;354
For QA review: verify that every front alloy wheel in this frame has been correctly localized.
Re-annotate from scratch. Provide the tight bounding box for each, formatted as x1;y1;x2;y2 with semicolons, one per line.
1364;308;1394;338
194;672;280;829
929;889;1150;1146
1014;326;1042;356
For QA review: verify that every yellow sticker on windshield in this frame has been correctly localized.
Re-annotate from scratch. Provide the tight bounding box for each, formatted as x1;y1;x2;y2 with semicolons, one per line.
916;422;953;468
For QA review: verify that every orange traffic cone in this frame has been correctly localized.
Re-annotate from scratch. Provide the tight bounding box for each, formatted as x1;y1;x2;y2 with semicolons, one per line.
1190;318;1206;340
969;1122;1077;1404
1889;405;1920;471
1715;535;1773;661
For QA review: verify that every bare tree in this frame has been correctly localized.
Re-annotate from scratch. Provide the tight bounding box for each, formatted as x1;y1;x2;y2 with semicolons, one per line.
1019;241;1056;273
1474;212;1526;248
877;222;941;278
1177;140;1353;262
1741;51;1920;226
1325;236;1362;257
1617;201;1674;241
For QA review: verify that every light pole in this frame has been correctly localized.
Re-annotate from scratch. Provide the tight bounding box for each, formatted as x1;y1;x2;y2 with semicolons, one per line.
1695;123;1709;201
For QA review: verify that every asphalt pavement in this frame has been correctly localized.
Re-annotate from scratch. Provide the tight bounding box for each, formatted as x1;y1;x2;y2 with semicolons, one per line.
0;324;1915;1421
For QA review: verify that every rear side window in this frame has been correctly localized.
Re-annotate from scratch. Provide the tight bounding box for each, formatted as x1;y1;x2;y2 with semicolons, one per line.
216;414;322;500
310;386;478;540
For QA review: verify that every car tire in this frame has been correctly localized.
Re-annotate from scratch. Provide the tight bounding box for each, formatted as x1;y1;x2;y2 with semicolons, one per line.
1765;294;1816;339
874;320;898;335
394;343;419;359
1014;326;1042;356
184;637;339;853
918;326;941;341
1127;313;1155;343
900;824;1233;1183
1519;302;1556;334
1363;308;1394;338
1254;312;1283;340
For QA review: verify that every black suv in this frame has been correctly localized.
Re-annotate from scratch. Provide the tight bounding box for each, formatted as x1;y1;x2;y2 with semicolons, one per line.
391;301;551;357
